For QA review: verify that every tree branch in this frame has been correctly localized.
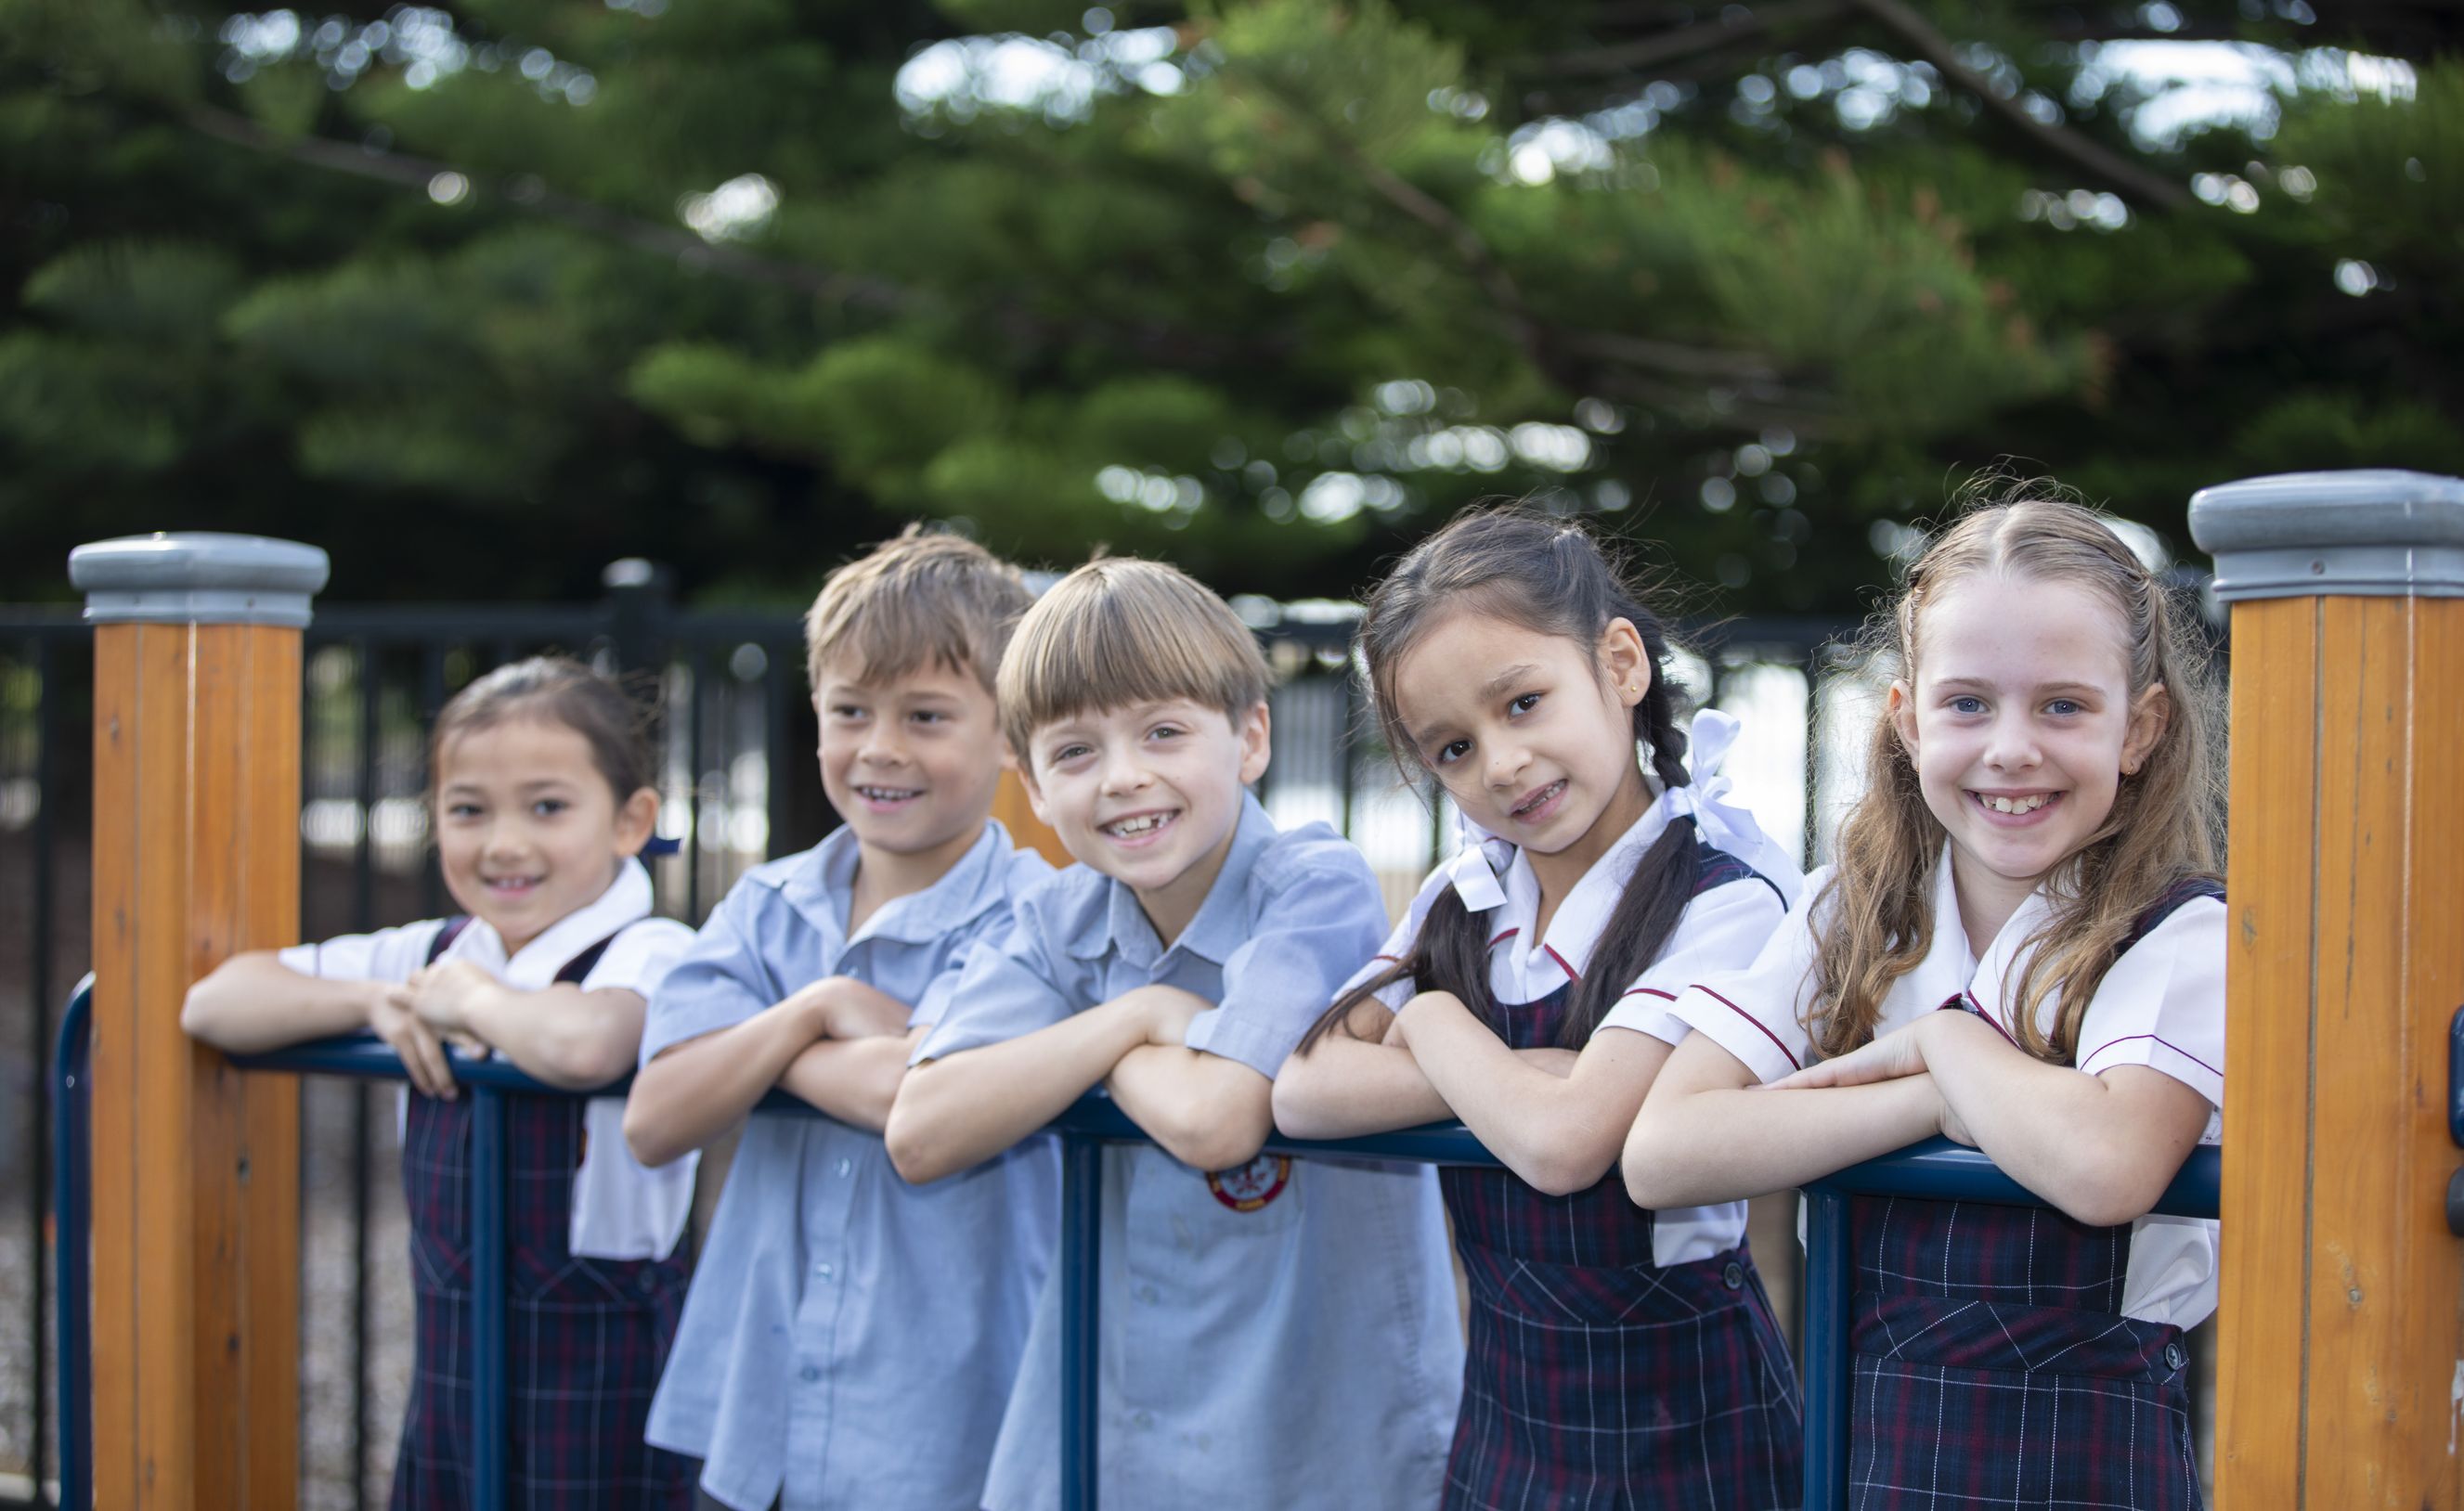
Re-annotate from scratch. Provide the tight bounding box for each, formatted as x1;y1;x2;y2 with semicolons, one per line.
1523;0;1851;78
1843;0;2194;211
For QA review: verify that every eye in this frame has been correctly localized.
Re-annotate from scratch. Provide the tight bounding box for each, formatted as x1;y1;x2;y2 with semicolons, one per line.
910;708;947;726
1050;742;1092;765
445;801;482;820
1949;695;1987;716
531;797;569;818
829;704;867;722
1432;738;1471;767
1509;691;1542;717
2045;697;2083;717
1146;723;1185;743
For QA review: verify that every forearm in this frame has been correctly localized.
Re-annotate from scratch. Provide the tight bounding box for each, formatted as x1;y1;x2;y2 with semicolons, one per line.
777;1029;927;1133
1624;1074;1943;1208
180;953;378;1052
1272;1034;1452;1139
1409;999;1653;1196
1923;1016;2198;1225
887;997;1151;1183
1106;1047;1275;1170
459;983;642;1091
626;996;823;1166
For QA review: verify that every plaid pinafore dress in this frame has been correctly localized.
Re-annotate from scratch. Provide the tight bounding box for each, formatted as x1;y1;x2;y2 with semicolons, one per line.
1441;848;1805;1511
393;919;694;1511
1844;878;2223;1509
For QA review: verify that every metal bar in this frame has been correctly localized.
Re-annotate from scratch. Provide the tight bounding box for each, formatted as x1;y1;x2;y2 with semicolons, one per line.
1336;663;1359;840
764;643;792;861
470;1087;508;1511
420;643;448;918
1059;1134;1102;1511
351;639;379;1511
1801;1188;1850;1510
51;978;94;1511
31;637;58;1495
686;646;707;920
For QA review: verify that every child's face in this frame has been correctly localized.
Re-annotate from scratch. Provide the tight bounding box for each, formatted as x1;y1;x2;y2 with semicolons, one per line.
1891;574;2168;919
1020;698;1270;939
1389;610;1652;886
434;717;655;956
814;655;1005;866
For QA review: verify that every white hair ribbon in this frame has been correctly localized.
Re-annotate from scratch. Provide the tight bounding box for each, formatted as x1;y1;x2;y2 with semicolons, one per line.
1441;803;1512;913
1661;707;1802;893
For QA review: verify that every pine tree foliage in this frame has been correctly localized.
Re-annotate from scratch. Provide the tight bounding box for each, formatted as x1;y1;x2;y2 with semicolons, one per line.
0;0;2456;606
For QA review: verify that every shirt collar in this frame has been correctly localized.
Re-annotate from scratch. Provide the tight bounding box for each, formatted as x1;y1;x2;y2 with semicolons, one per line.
1491;785;1669;983
446;858;655;989
776;820;1015;949
1081;792;1277;967
1900;843;2058;1027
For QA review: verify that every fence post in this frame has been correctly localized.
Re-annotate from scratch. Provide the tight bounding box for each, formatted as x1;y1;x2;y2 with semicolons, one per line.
68;532;326;1511
2191;471;2464;1509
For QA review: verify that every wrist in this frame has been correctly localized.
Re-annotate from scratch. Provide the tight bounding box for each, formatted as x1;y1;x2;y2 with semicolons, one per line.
361;980;395;1027
786;978;839;1040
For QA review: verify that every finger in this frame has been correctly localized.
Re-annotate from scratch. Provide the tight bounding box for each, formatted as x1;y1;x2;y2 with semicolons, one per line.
391;1030;439;1099
409;1030;454;1100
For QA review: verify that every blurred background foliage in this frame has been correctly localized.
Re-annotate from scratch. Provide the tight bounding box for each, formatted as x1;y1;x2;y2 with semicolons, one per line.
0;0;2456;607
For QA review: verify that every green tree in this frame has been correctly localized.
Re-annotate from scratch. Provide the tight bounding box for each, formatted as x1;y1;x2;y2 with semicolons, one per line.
1;0;2456;608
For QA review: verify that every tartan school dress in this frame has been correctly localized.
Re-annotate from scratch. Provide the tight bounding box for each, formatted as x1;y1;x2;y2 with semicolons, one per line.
395;918;694;1511
1441;847;1804;1511
1843;878;2224;1511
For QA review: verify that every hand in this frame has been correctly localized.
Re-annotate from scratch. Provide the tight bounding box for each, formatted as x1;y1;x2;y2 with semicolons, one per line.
814;978;914;1040
1513;1046;1579;1078
369;983;458;1099
1762;1018;1932;1091
406;960;494;1037
1379;1009;1410;1051
1135;987;1207;1049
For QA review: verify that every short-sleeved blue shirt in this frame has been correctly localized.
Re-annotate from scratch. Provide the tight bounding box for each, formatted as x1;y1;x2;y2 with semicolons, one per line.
642;821;1057;1511
914;794;1463;1511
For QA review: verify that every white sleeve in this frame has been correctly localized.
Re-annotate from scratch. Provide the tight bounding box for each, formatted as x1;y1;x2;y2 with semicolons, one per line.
1327;861;1450;1015
275;920;447;987
1599;876;1789;1046
1660;869;1829;1082
577;917;697;999
2073;898;2226;1117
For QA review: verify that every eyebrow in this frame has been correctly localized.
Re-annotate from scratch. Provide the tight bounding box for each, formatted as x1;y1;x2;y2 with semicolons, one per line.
1933;676;2107;699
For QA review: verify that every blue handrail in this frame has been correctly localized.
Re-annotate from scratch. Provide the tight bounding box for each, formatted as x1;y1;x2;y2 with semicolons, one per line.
52;993;2224;1511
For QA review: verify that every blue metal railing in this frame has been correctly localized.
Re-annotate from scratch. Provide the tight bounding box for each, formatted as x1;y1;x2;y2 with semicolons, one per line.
53;982;2223;1511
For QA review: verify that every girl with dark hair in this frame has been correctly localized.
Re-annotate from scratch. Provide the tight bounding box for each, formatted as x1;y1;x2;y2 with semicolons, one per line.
1274;507;1806;1511
184;654;696;1509
1627;491;2226;1507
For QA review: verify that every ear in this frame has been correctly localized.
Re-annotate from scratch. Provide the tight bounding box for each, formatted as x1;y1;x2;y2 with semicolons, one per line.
2120;681;2170;776
1886;678;1919;758
1599;617;1652;708
1236;701;1273;787
1016;756;1055;824
614;787;659;856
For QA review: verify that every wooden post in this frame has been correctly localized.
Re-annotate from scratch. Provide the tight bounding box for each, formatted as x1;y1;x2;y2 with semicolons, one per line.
2193;471;2464;1510
70;534;328;1511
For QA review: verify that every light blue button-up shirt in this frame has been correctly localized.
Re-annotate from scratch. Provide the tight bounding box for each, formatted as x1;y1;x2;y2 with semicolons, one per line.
642;821;1057;1511
914;795;1463;1511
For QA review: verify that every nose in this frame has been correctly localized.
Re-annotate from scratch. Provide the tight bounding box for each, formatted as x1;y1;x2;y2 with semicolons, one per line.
1099;743;1152;797
1981;709;2042;773
858;717;910;768
1483;734;1532;792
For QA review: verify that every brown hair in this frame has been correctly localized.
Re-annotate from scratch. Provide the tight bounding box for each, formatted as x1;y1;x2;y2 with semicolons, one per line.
1296;505;1706;1054
804;524;1032;695
429;655;657;807
997;556;1271;758
1809;487;2224;1063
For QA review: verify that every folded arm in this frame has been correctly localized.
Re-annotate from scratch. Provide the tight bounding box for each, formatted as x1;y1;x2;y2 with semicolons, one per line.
1272;998;1454;1139
1401;991;1667;1195
777;1027;929;1133
181;950;384;1052
421;964;645;1091
625;975;910;1166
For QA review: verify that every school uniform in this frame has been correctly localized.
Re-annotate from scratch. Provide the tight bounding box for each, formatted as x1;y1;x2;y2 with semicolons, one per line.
912;794;1462;1511
1669;849;2226;1508
641;821;1058;1511
279;859;699;1510
1346;711;1807;1511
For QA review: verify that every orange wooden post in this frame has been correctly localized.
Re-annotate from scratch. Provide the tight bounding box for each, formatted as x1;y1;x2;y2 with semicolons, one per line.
2193;471;2464;1509
70;534;327;1511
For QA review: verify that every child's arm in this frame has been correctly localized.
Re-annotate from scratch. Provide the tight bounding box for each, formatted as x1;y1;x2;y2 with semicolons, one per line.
775;1027;930;1133
1105;1035;1272;1172
886;984;1202;1183
407;960;646;1091
624;975;911;1165
1768;1011;2211;1226
1622;1030;1948;1207
183;949;463;1100
1271;993;1457;1139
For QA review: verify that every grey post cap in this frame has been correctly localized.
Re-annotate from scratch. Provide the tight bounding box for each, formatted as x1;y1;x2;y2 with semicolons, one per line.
2189;469;2464;601
70;533;331;627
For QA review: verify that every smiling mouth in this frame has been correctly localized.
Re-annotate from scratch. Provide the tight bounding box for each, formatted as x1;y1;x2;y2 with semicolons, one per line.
857;784;922;805
1510;781;1565;820
1102;810;1178;840
1970;791;2055;815
482;875;543;895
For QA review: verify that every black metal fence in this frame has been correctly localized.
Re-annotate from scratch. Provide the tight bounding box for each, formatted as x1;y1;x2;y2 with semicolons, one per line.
0;571;1853;1509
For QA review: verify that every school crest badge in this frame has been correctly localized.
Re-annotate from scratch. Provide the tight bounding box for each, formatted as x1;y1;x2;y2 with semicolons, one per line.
1206;1154;1292;1212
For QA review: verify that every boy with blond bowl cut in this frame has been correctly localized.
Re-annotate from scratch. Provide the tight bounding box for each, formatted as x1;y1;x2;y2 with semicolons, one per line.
885;557;1461;1511
625;528;1057;1511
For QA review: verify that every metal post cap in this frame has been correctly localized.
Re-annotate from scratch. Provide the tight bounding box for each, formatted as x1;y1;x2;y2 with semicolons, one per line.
2188;469;2464;601
69;532;331;627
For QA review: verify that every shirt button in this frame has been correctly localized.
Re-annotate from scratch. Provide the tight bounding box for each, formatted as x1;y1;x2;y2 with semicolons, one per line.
1133;1411;1154;1430
1721;1260;1745;1290
799;1365;821;1383
836;1157;853;1178
815;1261;835;1279
2164;1340;2187;1372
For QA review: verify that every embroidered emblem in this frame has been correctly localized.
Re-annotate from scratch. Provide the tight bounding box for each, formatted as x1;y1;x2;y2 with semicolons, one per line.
1206;1155;1292;1212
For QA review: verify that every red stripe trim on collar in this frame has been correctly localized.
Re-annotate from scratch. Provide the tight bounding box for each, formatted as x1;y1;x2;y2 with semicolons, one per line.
1697;985;1803;1072
1620;986;1677;1001
1487;926;1520;949
1542;944;1581;981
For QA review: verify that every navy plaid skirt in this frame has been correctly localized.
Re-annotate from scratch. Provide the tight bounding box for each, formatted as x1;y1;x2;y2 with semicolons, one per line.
1847;1195;2202;1509
1439;982;1802;1511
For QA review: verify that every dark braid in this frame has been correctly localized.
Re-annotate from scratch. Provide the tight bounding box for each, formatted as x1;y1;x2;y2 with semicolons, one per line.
1297;508;1704;1054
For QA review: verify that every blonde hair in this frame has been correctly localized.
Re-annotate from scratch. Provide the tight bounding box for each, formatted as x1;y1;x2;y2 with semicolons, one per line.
1809;489;2224;1064
998;556;1270;757
803;525;1031;695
